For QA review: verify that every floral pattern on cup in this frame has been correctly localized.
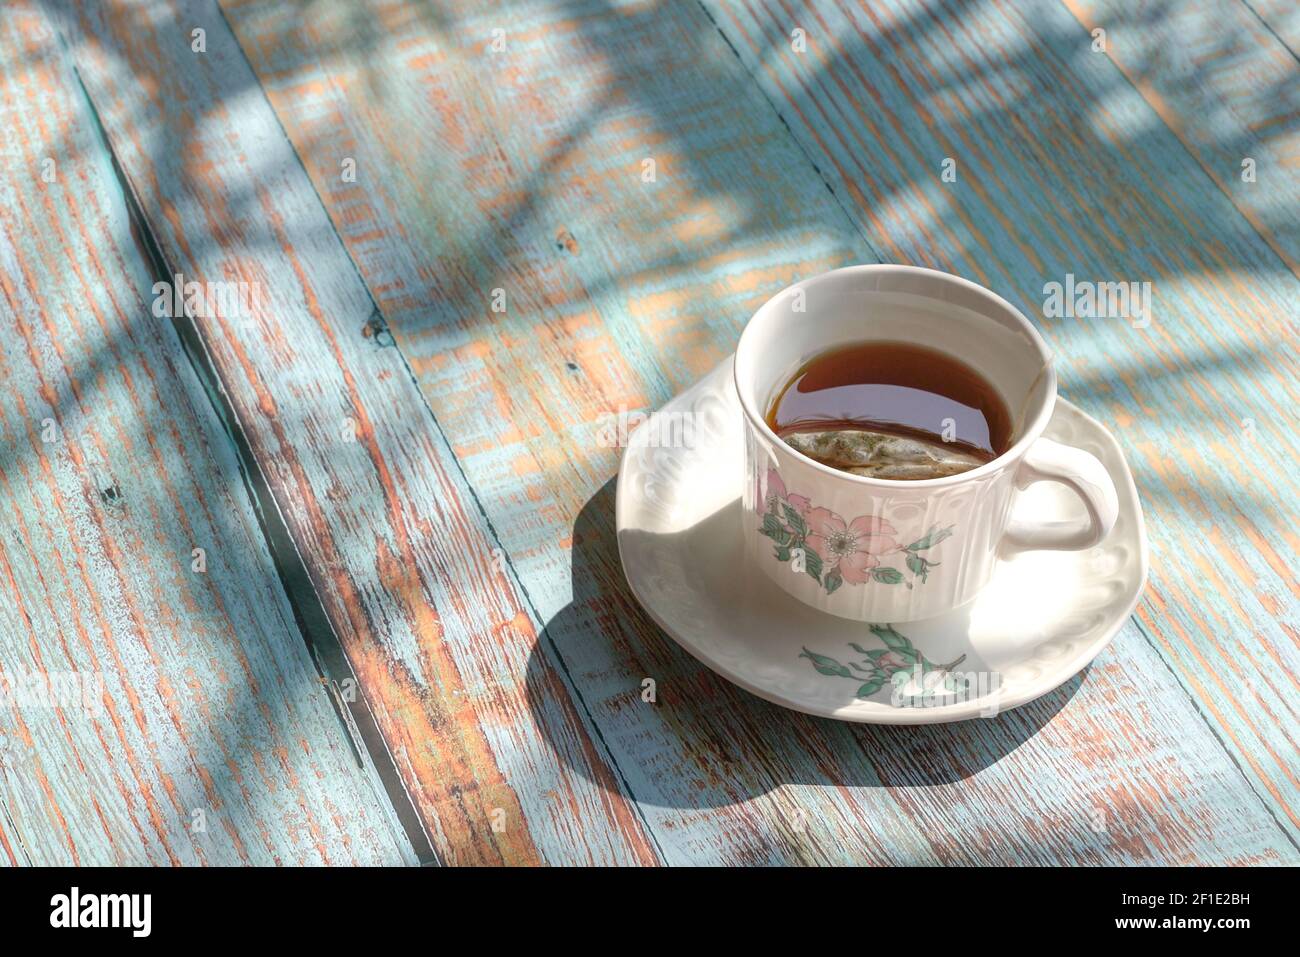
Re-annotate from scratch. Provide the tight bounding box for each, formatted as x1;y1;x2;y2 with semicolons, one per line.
799;625;968;699
758;468;953;593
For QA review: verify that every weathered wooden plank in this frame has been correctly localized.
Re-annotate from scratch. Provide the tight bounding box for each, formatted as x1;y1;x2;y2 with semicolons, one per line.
0;0;414;865
702;0;1299;840
1248;0;1300;56
218;0;1295;862
1064;0;1299;272
52;0;659;864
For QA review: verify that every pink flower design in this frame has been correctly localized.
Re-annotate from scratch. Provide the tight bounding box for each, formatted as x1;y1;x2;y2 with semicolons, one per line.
875;651;911;672
763;468;810;517
804;509;900;584
755;466;952;592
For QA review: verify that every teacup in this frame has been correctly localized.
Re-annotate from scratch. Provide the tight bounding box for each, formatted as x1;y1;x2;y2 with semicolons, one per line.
735;264;1118;622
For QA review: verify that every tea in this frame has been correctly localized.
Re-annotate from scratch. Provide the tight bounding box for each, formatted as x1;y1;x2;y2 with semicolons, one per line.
766;341;1011;480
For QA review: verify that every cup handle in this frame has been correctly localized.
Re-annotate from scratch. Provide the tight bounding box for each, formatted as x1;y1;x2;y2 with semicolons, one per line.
1000;437;1119;555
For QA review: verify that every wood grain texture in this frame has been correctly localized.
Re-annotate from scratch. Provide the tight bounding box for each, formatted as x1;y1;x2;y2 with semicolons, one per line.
0;0;414;865
1247;0;1300;56
217;0;1296;862
702;0;1299;841
1065;0;1299;272
52;0;659;865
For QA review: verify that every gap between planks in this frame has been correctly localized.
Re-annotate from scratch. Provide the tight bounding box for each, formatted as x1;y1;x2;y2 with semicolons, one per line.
204;0;668;865
59;48;440;867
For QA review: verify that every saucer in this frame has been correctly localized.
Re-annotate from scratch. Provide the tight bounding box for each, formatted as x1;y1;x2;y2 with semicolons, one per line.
615;357;1148;723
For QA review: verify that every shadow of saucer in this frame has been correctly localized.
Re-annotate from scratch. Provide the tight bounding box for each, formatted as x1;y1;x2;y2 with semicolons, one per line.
525;478;1084;807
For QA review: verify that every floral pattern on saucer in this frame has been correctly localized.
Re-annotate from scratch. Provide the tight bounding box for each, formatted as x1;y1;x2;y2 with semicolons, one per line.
800;625;969;699
758;468;953;593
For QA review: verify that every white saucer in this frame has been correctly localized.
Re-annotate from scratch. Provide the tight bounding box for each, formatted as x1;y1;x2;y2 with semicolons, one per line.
616;358;1148;723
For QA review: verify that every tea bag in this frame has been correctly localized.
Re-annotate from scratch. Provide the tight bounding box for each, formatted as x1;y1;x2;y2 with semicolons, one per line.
784;429;985;480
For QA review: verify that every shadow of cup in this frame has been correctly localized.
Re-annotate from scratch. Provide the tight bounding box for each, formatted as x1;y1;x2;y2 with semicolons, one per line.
523;477;1084;810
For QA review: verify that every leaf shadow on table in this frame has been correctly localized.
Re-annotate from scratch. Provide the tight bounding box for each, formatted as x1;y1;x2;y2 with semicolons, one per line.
525;478;1083;810
0;3;420;863
19;0;1293;859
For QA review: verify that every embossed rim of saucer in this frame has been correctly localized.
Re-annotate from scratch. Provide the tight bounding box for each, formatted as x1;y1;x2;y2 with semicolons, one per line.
615;357;1148;724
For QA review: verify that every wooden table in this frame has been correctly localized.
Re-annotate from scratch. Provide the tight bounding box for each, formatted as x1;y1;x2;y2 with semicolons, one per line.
0;0;1295;865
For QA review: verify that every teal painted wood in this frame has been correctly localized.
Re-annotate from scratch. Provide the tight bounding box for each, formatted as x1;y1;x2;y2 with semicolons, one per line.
54;0;659;865
218;0;1295;862
0;1;414;865
1248;0;1300;55
1066;0;1299;271
701;0;1299;842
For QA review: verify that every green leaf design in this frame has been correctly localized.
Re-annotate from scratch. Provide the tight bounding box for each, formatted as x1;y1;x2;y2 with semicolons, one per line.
774;545;791;562
760;513;787;542
856;677;885;698
781;503;807;538
799;648;851;678
802;627;954;702
905;525;954;551
868;624;919;660
803;546;824;582
849;643;892;663
871;566;905;584
823;568;843;594
904;548;935;579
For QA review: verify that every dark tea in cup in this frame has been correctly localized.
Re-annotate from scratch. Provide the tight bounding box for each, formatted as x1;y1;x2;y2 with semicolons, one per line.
765;341;1012;480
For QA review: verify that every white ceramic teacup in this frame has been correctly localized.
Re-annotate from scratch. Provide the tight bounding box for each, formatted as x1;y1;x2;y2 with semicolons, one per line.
735;265;1118;623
